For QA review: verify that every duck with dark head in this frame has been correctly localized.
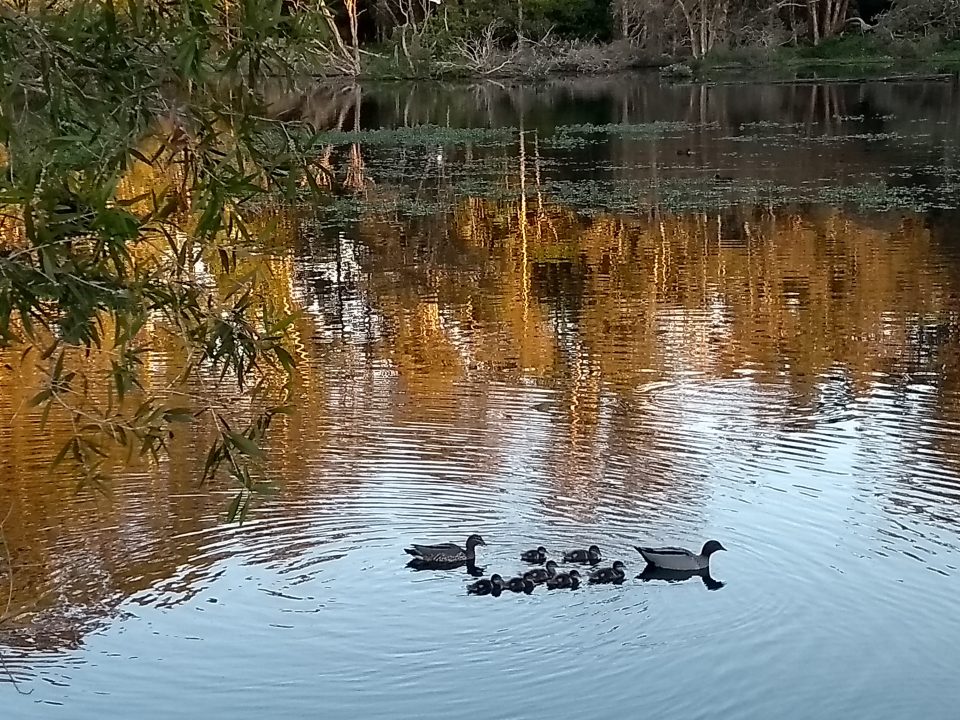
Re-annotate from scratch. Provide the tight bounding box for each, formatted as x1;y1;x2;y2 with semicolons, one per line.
523;560;559;585
588;561;626;585
546;569;581;590
520;546;548;564
507;576;536;594
634;539;725;572
404;533;487;569
467;574;505;596
563;545;602;565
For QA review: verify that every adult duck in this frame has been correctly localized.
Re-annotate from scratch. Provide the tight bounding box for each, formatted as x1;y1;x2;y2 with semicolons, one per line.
588;561;626;584
467;574;505;596
546;570;581;590
523;560;559;585
520;546;548;564
634;540;725;571
563;545;602;565
404;534;486;564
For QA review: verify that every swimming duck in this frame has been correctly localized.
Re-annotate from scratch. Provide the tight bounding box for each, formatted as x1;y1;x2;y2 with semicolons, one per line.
507;576;536;594
467;574;505;596
676;148;695;156
634;540;726;571
404;534;486;564
520;546;548;564
714;173;734;183
563;545;602;565
589;561;626;584
523;560;559;585
546;570;581;590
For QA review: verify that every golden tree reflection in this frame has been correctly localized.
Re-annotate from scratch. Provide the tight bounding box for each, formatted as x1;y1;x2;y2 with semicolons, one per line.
4;79;960;657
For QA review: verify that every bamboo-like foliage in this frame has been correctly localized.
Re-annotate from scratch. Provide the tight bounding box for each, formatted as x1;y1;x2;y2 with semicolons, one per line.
0;1;350;520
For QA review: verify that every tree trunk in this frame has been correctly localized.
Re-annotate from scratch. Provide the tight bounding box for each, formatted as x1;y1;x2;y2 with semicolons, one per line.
674;0;730;58
807;0;849;43
675;0;701;58
346;0;360;66
699;11;707;57
808;0;820;44
828;0;849;37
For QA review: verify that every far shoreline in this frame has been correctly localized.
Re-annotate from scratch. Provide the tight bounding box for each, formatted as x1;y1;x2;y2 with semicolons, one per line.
308;36;960;85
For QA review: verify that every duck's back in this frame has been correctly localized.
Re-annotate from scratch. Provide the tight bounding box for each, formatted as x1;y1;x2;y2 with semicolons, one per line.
637;546;704;570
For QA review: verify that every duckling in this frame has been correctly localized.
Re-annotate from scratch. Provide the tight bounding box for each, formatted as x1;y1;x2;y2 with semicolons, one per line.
523;560;559;585
714;172;734;183
589;561;626;585
467;574;505;596
507;576;536;594
563;545;602;565
546;569;581;590
676;148;695;156
520;546;548;564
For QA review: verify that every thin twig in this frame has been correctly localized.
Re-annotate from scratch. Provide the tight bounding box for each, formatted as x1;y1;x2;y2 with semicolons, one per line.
0;504;33;694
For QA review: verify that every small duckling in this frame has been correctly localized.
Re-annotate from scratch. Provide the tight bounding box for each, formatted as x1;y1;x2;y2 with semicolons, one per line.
714;172;734;183
676;148;695;156
507;576;536;594
546;569;581;590
520;546;548;564
589;561;626;585
467;574;505;596
563;545;602;565
523;560;559;585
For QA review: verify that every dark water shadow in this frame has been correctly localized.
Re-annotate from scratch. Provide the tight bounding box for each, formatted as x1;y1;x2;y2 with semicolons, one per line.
637;566;725;591
406;558;485;576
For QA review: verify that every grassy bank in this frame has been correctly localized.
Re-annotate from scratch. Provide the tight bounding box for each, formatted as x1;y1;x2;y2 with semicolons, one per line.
331;34;960;82
682;35;960;82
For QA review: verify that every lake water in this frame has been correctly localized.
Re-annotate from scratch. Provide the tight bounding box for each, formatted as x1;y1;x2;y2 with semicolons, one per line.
3;76;960;719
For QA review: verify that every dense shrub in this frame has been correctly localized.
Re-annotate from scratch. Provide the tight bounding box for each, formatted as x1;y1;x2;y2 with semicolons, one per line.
878;0;960;41
419;0;613;44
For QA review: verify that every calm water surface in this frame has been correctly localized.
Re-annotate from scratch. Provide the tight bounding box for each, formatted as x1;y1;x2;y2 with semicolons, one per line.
3;76;960;719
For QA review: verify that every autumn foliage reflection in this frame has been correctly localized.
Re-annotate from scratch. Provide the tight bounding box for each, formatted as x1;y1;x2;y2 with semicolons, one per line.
4;80;960;659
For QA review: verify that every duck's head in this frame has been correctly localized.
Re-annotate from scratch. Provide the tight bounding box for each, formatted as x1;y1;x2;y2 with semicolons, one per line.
702;540;726;556
536;546;547;554
523;579;535;593
466;534;486;549
545;560;559;573
588;545;601;556
490;573;505;587
568;570;581;580
612;561;626;571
